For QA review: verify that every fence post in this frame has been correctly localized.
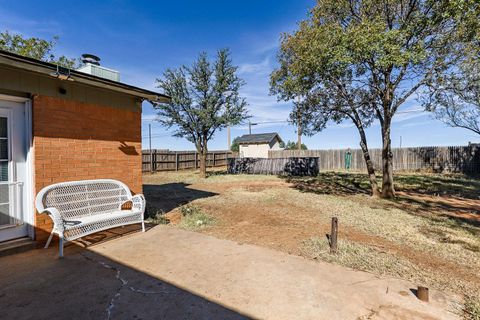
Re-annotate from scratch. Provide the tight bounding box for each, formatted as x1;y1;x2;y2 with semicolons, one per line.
330;217;338;254
175;152;179;171
150;149;153;173
152;150;157;172
194;152;198;169
213;153;216;167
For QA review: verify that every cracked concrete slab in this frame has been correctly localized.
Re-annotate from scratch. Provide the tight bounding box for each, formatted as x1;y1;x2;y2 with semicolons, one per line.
0;226;462;319
91;226;461;320
0;241;248;319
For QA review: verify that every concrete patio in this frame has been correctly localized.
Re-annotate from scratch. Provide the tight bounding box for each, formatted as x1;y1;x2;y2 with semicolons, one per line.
0;225;461;319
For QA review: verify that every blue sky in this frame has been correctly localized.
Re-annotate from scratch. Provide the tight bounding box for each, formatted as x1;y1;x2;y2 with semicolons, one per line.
1;1;477;150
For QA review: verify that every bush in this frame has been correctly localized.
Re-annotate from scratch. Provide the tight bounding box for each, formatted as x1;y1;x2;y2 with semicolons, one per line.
179;205;215;230
180;205;203;217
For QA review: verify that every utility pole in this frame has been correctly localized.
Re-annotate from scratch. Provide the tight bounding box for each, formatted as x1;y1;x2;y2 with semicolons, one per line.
400;135;402;148
248;121;257;135
297;96;302;150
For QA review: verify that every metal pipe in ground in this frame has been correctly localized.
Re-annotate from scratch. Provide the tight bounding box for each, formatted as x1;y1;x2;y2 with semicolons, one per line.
417;286;429;302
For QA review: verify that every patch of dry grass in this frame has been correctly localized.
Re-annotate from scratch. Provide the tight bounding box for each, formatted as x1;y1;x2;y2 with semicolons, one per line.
300;236;476;300
143;168;278;185
301;237;423;279
464;296;480;320
283;190;480;270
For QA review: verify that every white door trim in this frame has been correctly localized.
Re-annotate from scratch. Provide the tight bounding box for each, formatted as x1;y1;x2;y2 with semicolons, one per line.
0;94;30;103
0;94;34;240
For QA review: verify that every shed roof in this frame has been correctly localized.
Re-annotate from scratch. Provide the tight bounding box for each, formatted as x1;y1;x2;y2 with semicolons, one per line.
0;49;171;103
237;132;283;145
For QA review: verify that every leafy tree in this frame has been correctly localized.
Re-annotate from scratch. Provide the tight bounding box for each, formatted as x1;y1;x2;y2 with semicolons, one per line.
425;57;480;135
155;49;249;178
0;30;79;68
282;140;307;150
230;136;240;152
271;0;468;198
424;2;480;135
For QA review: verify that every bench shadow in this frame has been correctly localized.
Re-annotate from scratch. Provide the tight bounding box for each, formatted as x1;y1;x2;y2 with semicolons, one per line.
143;183;218;214
0;247;250;319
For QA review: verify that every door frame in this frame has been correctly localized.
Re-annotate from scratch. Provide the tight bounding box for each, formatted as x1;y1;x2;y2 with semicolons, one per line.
0;94;34;240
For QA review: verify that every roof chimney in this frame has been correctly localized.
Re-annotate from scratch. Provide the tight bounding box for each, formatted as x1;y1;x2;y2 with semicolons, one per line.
81;53;101;66
77;53;120;82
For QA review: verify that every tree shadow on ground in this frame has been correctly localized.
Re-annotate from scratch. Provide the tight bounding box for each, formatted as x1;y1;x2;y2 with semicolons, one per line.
143;183;218;216
206;170;229;177
283;172;371;196
283;171;480;228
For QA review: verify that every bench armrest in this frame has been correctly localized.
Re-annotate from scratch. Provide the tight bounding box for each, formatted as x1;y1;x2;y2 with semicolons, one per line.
39;207;64;233
130;194;146;213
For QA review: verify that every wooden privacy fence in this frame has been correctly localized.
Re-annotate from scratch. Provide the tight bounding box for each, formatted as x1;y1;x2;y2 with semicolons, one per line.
268;145;480;174
227;157;319;176
142;150;235;172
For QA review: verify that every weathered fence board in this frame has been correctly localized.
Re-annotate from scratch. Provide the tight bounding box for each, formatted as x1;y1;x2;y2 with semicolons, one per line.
268;145;480;174
142;150;235;172
227;157;319;176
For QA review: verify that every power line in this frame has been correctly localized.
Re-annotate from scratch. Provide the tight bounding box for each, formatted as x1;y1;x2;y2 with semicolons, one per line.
396;109;425;114
141;133;174;139
142;109;427;138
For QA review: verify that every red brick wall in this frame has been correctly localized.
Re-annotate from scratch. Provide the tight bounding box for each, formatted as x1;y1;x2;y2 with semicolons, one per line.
33;95;143;242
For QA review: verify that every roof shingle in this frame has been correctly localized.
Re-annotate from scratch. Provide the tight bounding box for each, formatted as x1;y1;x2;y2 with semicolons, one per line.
236;132;283;144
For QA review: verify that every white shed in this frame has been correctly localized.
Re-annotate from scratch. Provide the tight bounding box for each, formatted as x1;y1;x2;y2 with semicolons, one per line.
238;132;283;158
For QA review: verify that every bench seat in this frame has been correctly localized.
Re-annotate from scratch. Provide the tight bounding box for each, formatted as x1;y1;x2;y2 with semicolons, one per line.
35;179;146;257
63;210;143;239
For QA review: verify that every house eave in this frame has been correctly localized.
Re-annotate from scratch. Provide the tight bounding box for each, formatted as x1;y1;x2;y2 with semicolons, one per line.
0;50;171;104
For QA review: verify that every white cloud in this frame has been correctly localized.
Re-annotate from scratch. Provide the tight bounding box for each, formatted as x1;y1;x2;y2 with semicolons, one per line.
238;56;271;75
0;9;62;36
141;114;158;122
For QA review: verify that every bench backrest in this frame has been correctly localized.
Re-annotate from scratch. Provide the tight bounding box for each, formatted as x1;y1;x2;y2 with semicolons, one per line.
35;179;132;219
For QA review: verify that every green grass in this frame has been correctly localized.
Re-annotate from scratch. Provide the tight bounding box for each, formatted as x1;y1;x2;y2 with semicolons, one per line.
178;205;216;231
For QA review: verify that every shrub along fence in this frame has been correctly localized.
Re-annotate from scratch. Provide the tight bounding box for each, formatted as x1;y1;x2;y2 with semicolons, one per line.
142;150;236;172
227;157;319;176
268;145;480;174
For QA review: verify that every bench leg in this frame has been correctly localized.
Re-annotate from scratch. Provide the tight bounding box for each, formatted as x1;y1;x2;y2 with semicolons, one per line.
142;221;145;232
59;236;64;258
44;230;54;249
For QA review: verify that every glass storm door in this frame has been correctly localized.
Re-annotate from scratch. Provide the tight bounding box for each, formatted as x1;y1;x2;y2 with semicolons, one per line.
0;103;28;242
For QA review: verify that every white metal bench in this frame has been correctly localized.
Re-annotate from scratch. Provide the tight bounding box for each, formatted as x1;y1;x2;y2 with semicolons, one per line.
35;179;146;257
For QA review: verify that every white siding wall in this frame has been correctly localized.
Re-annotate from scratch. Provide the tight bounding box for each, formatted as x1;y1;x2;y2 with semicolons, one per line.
239;143;270;158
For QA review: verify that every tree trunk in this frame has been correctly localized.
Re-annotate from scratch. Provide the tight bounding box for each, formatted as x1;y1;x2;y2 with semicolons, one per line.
359;141;380;197
199;151;207;178
356;124;380;197
381;118;395;198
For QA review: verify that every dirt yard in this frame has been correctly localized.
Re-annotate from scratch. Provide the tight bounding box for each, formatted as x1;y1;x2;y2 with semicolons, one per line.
143;169;480;317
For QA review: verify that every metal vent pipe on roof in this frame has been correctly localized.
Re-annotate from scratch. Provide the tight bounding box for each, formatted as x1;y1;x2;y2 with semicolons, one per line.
81;53;101;66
